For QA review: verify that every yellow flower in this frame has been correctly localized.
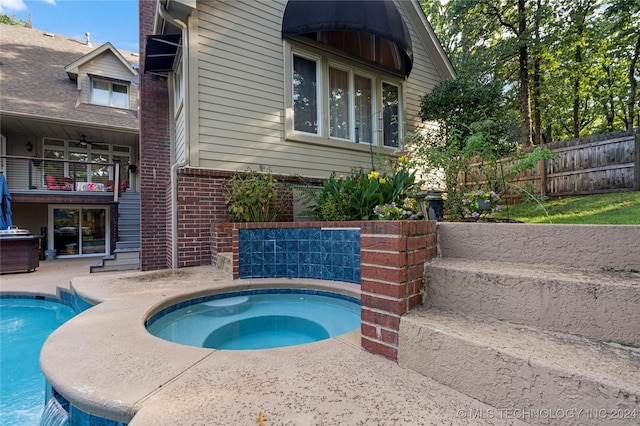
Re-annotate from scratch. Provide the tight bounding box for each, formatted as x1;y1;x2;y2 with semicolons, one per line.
368;170;380;180
379;178;387;184
398;155;409;164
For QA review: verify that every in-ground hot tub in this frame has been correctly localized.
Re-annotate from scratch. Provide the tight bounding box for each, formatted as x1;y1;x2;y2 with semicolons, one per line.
146;288;361;350
0;228;40;274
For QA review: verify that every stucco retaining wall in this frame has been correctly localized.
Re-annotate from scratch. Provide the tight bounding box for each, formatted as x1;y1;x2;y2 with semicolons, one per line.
437;222;640;271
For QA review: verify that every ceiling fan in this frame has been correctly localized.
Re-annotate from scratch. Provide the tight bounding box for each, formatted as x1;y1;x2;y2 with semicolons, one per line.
78;134;107;150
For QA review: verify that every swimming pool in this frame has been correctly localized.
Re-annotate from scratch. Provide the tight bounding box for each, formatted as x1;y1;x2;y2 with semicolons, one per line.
147;289;360;350
0;297;76;426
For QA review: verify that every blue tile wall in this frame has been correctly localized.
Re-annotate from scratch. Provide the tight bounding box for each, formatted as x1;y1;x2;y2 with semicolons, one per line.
238;227;361;283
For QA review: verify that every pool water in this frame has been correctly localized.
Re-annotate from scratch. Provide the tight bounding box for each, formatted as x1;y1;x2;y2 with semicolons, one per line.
0;298;76;426
147;290;360;350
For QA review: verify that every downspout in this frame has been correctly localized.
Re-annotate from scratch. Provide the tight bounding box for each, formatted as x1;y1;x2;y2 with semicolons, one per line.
157;1;190;269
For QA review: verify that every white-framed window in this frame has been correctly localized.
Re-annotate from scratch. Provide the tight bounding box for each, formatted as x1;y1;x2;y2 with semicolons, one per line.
292;53;320;135
173;57;184;112
382;81;401;148
42;138;131;185
91;78;129;108
289;48;403;148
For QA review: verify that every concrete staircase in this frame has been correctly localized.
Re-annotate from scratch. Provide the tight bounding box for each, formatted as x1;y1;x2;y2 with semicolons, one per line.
91;193;140;273
399;223;640;425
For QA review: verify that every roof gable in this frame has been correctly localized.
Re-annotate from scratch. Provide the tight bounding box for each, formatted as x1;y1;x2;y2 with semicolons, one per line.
65;42;138;81
403;0;456;80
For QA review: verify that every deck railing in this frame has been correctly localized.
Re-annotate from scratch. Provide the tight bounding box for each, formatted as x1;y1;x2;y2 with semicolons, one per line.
0;155;124;196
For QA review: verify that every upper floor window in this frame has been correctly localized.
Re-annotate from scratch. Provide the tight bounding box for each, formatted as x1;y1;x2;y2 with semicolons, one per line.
290;50;402;148
91;78;129;108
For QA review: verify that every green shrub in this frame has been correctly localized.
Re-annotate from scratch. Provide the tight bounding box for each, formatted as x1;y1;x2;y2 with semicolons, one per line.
299;156;418;221
224;166;285;222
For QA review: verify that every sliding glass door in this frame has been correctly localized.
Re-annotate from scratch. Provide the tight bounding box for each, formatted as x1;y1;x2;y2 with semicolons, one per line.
50;206;108;256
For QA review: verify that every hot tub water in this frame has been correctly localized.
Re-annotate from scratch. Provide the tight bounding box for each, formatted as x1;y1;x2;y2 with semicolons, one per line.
147;289;360;350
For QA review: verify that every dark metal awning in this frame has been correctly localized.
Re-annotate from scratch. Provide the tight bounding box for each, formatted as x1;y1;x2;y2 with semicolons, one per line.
281;0;413;77
144;34;182;74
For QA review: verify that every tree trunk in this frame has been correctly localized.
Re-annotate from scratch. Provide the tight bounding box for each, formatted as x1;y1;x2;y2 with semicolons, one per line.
573;41;582;138
532;0;543;145
628;34;640;131
519;0;533;147
605;65;615;131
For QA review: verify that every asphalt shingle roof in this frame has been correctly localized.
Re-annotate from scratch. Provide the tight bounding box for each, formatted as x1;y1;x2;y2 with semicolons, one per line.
0;23;139;130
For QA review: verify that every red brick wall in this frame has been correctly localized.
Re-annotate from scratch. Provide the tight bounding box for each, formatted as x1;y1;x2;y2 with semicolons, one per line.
360;220;437;360
139;0;171;271
175;168;298;267
175;169;228;267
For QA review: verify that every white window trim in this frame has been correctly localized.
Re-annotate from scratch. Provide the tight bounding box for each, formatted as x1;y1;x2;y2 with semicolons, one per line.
173;56;185;118
285;42;403;151
327;62;352;143
381;79;403;148
291;51;322;137
90;77;130;109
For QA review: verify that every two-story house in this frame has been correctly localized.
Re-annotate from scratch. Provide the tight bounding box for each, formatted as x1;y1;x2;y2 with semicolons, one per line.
0;23;140;267
139;0;455;271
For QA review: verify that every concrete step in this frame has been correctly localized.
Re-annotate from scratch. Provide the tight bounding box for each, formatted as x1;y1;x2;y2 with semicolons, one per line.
399;308;640;426
425;258;640;347
90;250;139;273
436;223;640;272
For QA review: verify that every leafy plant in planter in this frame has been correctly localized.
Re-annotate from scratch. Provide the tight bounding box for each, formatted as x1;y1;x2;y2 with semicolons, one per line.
224;166;286;222
298;156;418;221
462;190;501;219
373;202;407;220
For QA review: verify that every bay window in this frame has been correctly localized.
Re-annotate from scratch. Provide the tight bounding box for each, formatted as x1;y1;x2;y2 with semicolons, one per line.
329;67;349;140
382;82;400;148
290;51;402;148
293;55;319;134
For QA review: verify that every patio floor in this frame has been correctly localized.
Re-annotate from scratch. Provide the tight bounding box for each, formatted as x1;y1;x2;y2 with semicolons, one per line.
2;259;526;426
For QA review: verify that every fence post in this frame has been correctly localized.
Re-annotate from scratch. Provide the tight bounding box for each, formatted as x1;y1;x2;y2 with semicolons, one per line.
539;158;547;196
635;131;640;191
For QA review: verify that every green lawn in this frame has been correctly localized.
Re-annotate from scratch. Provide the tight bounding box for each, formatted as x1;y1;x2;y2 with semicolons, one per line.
492;191;640;224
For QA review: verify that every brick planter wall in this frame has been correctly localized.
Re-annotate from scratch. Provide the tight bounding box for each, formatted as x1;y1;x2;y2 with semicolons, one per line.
175;168;297;267
360;220;437;360
216;220;438;360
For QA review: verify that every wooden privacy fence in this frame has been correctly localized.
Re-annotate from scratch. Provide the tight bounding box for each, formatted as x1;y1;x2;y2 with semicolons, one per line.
462;130;640;198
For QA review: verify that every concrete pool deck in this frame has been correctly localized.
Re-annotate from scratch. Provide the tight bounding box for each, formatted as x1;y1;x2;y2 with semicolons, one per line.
2;260;525;425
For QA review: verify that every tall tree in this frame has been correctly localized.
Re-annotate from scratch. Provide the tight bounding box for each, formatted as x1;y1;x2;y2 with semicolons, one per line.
422;0;637;144
605;0;640;130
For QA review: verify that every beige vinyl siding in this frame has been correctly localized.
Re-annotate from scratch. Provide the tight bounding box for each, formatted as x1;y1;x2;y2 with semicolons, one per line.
397;1;450;137
194;0;450;178
78;52;138;111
